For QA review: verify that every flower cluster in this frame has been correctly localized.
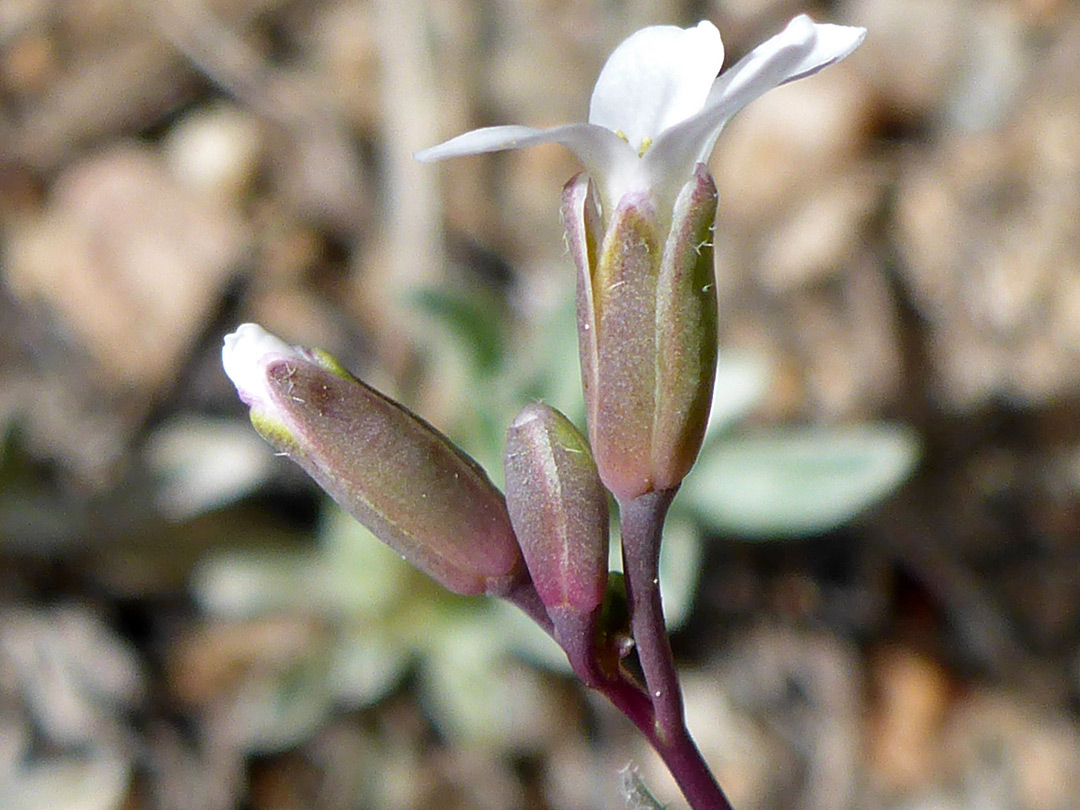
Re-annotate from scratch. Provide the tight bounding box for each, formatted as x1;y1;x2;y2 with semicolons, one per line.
223;15;865;810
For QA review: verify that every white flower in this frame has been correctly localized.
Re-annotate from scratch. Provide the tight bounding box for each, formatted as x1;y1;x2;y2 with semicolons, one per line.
416;15;865;219
222;323;303;411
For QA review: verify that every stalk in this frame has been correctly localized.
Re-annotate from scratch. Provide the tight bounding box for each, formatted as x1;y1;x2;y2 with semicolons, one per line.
617;489;734;810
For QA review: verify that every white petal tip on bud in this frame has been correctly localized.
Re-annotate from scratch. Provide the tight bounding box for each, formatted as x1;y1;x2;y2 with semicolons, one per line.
222;323;301;407
510;403;546;429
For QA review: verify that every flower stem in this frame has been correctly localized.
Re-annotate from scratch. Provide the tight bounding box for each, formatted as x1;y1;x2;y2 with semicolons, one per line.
618;488;734;810
506;493;734;808
503;580;555;636
620;489;682;735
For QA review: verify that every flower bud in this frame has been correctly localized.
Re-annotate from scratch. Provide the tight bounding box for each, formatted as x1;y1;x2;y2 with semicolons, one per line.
503;403;609;617
222;323;525;597
503;403;611;674
563;164;718;500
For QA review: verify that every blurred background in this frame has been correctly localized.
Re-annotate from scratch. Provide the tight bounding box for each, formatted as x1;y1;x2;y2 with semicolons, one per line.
2;0;1080;808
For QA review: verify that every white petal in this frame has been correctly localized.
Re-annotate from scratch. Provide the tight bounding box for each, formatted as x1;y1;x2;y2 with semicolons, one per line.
416;122;639;221
415;123;630;169
644;16;865;195
415;125;557;162
222;323;301;408
588;21;724;151
778;22;867;85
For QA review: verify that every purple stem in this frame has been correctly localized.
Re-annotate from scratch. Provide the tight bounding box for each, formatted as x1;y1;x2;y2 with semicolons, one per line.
503;580;555;637
555;609;656;733
618;488;735;810
503;498;733;809
620;489;682;735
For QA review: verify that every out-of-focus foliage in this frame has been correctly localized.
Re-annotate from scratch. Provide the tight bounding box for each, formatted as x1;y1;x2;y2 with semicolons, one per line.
411;283;584;481
193;504;564;750
684;424;919;538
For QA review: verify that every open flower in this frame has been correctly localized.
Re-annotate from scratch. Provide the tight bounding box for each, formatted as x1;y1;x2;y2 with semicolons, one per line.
418;15;866;500
416;14;865;222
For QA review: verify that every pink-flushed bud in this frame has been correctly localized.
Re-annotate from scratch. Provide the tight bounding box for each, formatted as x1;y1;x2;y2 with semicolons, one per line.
504;403;610;669
222;324;525;597
503;403;610;614
563;165;718;501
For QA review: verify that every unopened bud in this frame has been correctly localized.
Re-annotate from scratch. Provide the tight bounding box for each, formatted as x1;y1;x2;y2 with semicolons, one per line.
222;323;525;597
503;403;609;623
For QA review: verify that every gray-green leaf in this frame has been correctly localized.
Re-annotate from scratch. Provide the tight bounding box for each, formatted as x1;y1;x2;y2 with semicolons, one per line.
683;424;919;538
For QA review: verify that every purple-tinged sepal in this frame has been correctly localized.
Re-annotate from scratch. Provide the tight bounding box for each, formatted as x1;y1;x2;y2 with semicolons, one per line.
503;403;610;665
653;165;719;491
562;166;719;500
222;323;526;597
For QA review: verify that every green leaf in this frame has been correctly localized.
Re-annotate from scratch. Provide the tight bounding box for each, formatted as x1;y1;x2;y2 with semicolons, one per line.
524;291;585;425
191;549;324;620
683;424;919;538
408;286;507;376
230;655;335;753
418;612;541;747
318;505;415;618
657;513;704;629
704;353;771;439
328;630;410;706
489;599;569;673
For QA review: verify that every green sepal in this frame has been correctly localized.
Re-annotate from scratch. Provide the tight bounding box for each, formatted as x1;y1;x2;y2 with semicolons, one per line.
309;348;354;380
